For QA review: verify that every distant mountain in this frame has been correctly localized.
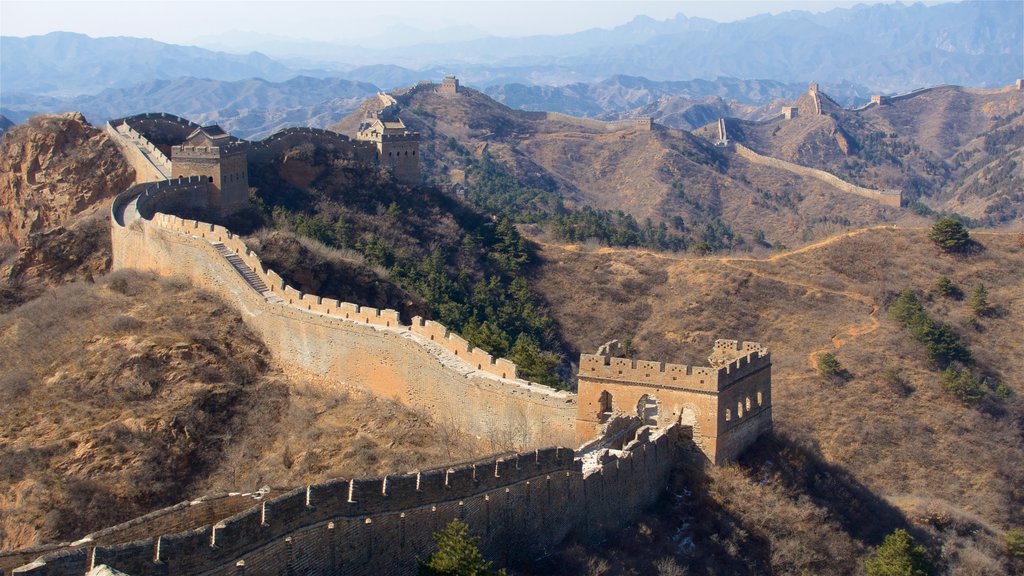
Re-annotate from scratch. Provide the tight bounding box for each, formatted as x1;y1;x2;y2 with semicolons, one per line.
240;1;1018;93
1;76;381;139
0;32;302;97
2;2;1019;102
483;76;874;128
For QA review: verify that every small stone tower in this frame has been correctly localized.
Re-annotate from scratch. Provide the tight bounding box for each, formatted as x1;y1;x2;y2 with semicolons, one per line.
575;340;772;464
170;125;249;214
356;117;421;185
782;106;799;119
439;75;460;97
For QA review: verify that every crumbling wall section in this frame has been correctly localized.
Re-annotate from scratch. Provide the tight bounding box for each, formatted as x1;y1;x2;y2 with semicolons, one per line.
9;433;676;576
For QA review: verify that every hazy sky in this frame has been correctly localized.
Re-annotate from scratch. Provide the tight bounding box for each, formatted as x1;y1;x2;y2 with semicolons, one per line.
2;1;951;46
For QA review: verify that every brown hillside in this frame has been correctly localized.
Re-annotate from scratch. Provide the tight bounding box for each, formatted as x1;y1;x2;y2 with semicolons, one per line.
712;85;1024;222
333;86;921;247
531;227;1023;573
0;113;134;247
0;272;486;552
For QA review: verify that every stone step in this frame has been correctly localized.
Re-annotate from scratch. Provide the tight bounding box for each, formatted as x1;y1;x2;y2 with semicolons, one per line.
212;242;270;294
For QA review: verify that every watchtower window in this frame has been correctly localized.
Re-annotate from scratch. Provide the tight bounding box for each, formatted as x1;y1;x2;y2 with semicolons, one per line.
598;391;612;415
757;391;763;406
745;397;752;411
737;401;744;418
725;409;731;421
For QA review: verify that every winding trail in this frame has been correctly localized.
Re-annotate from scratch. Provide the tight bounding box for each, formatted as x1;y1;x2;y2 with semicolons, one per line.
533;225;899;370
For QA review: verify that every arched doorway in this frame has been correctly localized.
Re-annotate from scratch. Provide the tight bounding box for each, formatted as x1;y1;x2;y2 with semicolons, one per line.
636;394;659;427
598;390;613;418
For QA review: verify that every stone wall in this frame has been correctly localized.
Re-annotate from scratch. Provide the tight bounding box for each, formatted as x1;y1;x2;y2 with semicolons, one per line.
8;433;677;576
104;123;172;183
246;128;377;165
518;112;653;133
575;343;772;464
109;199;576;450
733;143;902;207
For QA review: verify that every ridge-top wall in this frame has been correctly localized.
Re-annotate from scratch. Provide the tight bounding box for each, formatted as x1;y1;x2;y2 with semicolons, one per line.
8;431;677;576
733;143;902;207
110;205;576;451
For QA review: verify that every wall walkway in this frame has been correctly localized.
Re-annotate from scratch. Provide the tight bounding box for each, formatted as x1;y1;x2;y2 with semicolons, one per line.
733;143;902;207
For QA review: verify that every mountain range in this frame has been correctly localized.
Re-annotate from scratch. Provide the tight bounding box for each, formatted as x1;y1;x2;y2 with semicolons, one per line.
2;1;1021;101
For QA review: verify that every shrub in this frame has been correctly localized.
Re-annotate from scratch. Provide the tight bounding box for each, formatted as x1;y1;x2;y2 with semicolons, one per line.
864;529;935;576
935;276;962;300
1007;528;1024;558
888;290;972;366
419;518;505;576
928;217;970;252
817;352;842;381
968;284;991;316
940;366;985;403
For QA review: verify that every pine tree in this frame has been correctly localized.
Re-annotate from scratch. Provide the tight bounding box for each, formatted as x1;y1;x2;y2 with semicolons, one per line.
418;519;506;576
969;284;990;316
927;217;970;252
865;529;935;576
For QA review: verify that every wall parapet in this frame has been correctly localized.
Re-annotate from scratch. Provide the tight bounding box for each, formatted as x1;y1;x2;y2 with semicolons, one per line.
142;210;566;397
734;143;902;207
7;430;678;576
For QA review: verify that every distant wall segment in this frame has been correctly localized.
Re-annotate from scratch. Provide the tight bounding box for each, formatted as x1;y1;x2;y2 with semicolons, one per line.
734;143;902;207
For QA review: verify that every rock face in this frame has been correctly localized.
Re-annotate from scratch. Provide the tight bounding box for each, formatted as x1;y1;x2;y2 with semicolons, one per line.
0;112;134;246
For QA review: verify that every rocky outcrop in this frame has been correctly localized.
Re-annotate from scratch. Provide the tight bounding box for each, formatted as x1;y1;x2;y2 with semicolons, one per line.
0;113;134;246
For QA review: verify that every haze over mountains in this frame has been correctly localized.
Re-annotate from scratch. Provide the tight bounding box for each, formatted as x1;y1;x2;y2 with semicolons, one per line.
1;1;1020;133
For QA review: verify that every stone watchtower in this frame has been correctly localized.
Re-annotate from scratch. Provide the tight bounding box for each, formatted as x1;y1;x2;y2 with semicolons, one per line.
438;75;460;97
171;125;249;214
356;118;421;185
575;340;772;464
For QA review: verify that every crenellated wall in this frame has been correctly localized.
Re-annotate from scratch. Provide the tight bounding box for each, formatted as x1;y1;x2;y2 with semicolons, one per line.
734;143;902;207
246;127;377;165
6;433;677;576
529;112;654;133
109;194;577;451
575;342;772;464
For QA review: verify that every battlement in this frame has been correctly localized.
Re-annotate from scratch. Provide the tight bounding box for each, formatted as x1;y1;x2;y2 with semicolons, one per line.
4;427;680;576
171;144;247;157
576;341;771;464
438;75;460;96
579;354;720;392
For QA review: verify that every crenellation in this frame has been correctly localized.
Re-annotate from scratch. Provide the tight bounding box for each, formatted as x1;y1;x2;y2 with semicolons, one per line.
71;98;774;574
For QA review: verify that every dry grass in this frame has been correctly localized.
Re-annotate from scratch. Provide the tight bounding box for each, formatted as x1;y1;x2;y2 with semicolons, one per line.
0;271;485;551
530;227;1024;574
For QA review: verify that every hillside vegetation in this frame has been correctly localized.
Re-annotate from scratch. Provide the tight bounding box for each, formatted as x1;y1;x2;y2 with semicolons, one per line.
711;85;1024;225
0;271;487;551
530;227;1023;574
333;86;928;252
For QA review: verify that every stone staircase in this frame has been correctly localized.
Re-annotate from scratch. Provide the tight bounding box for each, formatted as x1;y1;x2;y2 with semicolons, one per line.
212;242;270;294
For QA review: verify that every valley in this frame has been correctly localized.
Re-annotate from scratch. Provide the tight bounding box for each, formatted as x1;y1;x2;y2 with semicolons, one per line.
1;2;1023;573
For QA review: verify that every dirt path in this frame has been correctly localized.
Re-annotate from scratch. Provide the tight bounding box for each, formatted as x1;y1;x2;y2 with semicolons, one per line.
533;226;895;369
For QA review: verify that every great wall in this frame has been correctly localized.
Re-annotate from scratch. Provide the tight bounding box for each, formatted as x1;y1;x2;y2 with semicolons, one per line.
1;78;773;575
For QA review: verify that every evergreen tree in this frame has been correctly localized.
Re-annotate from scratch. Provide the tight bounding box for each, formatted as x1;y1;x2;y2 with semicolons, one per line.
817;352;842;381
928;217;970;252
419;519;506;576
865;529;935;576
969;284;991;316
934;276;962;300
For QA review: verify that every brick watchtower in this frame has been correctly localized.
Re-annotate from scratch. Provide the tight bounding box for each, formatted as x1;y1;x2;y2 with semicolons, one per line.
356;118;421;185
171;125;249;214
575;340;772;464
